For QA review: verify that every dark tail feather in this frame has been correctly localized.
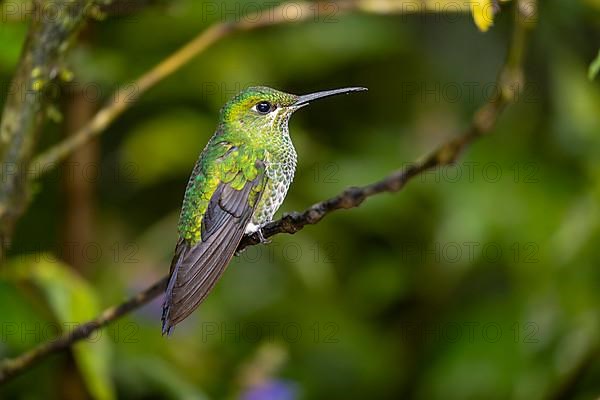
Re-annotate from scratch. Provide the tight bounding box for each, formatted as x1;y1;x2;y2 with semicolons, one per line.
161;240;186;336
161;171;266;335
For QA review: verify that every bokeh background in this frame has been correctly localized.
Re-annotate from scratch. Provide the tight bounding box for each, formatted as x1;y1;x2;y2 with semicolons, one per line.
1;0;600;399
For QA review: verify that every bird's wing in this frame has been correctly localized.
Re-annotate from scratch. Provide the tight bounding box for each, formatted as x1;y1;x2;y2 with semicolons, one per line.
162;158;266;335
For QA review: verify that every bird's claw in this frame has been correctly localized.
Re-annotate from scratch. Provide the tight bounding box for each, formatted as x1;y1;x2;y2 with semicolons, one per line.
236;228;270;256
257;228;271;244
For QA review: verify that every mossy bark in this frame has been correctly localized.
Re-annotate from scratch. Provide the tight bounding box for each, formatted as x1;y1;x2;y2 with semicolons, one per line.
0;0;109;257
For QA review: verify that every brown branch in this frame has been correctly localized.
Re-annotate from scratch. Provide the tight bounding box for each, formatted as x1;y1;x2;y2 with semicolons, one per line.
0;131;485;384
0;98;503;384
0;0;537;386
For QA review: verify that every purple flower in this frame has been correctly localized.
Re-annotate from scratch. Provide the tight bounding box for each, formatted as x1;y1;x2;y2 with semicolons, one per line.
241;379;298;400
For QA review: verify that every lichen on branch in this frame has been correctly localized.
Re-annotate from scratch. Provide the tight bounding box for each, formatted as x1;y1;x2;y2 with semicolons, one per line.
0;0;111;256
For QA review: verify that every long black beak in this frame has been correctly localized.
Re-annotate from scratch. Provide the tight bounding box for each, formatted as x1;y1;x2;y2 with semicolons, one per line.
294;87;368;106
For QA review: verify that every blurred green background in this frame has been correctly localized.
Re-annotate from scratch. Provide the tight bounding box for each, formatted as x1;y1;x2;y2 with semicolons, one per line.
1;0;600;399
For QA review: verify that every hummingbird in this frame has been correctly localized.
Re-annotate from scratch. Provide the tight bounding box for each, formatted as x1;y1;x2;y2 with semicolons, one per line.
161;86;367;335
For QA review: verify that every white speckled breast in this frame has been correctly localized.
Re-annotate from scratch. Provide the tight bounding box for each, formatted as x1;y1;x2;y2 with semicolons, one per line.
249;149;297;228
247;127;297;233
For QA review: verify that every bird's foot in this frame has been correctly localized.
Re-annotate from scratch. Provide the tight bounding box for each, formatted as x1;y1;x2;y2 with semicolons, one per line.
235;247;246;256
257;227;271;244
236;227;269;256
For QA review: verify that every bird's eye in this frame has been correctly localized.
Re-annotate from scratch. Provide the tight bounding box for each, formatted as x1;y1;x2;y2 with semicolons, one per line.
254;101;274;114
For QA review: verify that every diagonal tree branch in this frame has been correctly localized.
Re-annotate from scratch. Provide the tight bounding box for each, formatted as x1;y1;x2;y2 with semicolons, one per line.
0;124;490;384
0;0;537;386
0;99;507;384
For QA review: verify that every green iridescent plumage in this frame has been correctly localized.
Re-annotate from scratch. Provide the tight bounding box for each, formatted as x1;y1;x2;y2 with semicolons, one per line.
178;140;266;243
162;86;367;335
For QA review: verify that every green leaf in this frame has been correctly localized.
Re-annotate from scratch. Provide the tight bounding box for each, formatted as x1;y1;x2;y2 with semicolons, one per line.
5;255;115;400
588;49;600;81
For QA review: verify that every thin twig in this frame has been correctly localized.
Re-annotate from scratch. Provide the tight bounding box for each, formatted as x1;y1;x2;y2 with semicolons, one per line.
0;0;537;386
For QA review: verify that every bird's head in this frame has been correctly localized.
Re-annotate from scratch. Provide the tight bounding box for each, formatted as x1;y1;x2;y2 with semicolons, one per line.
220;86;367;135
